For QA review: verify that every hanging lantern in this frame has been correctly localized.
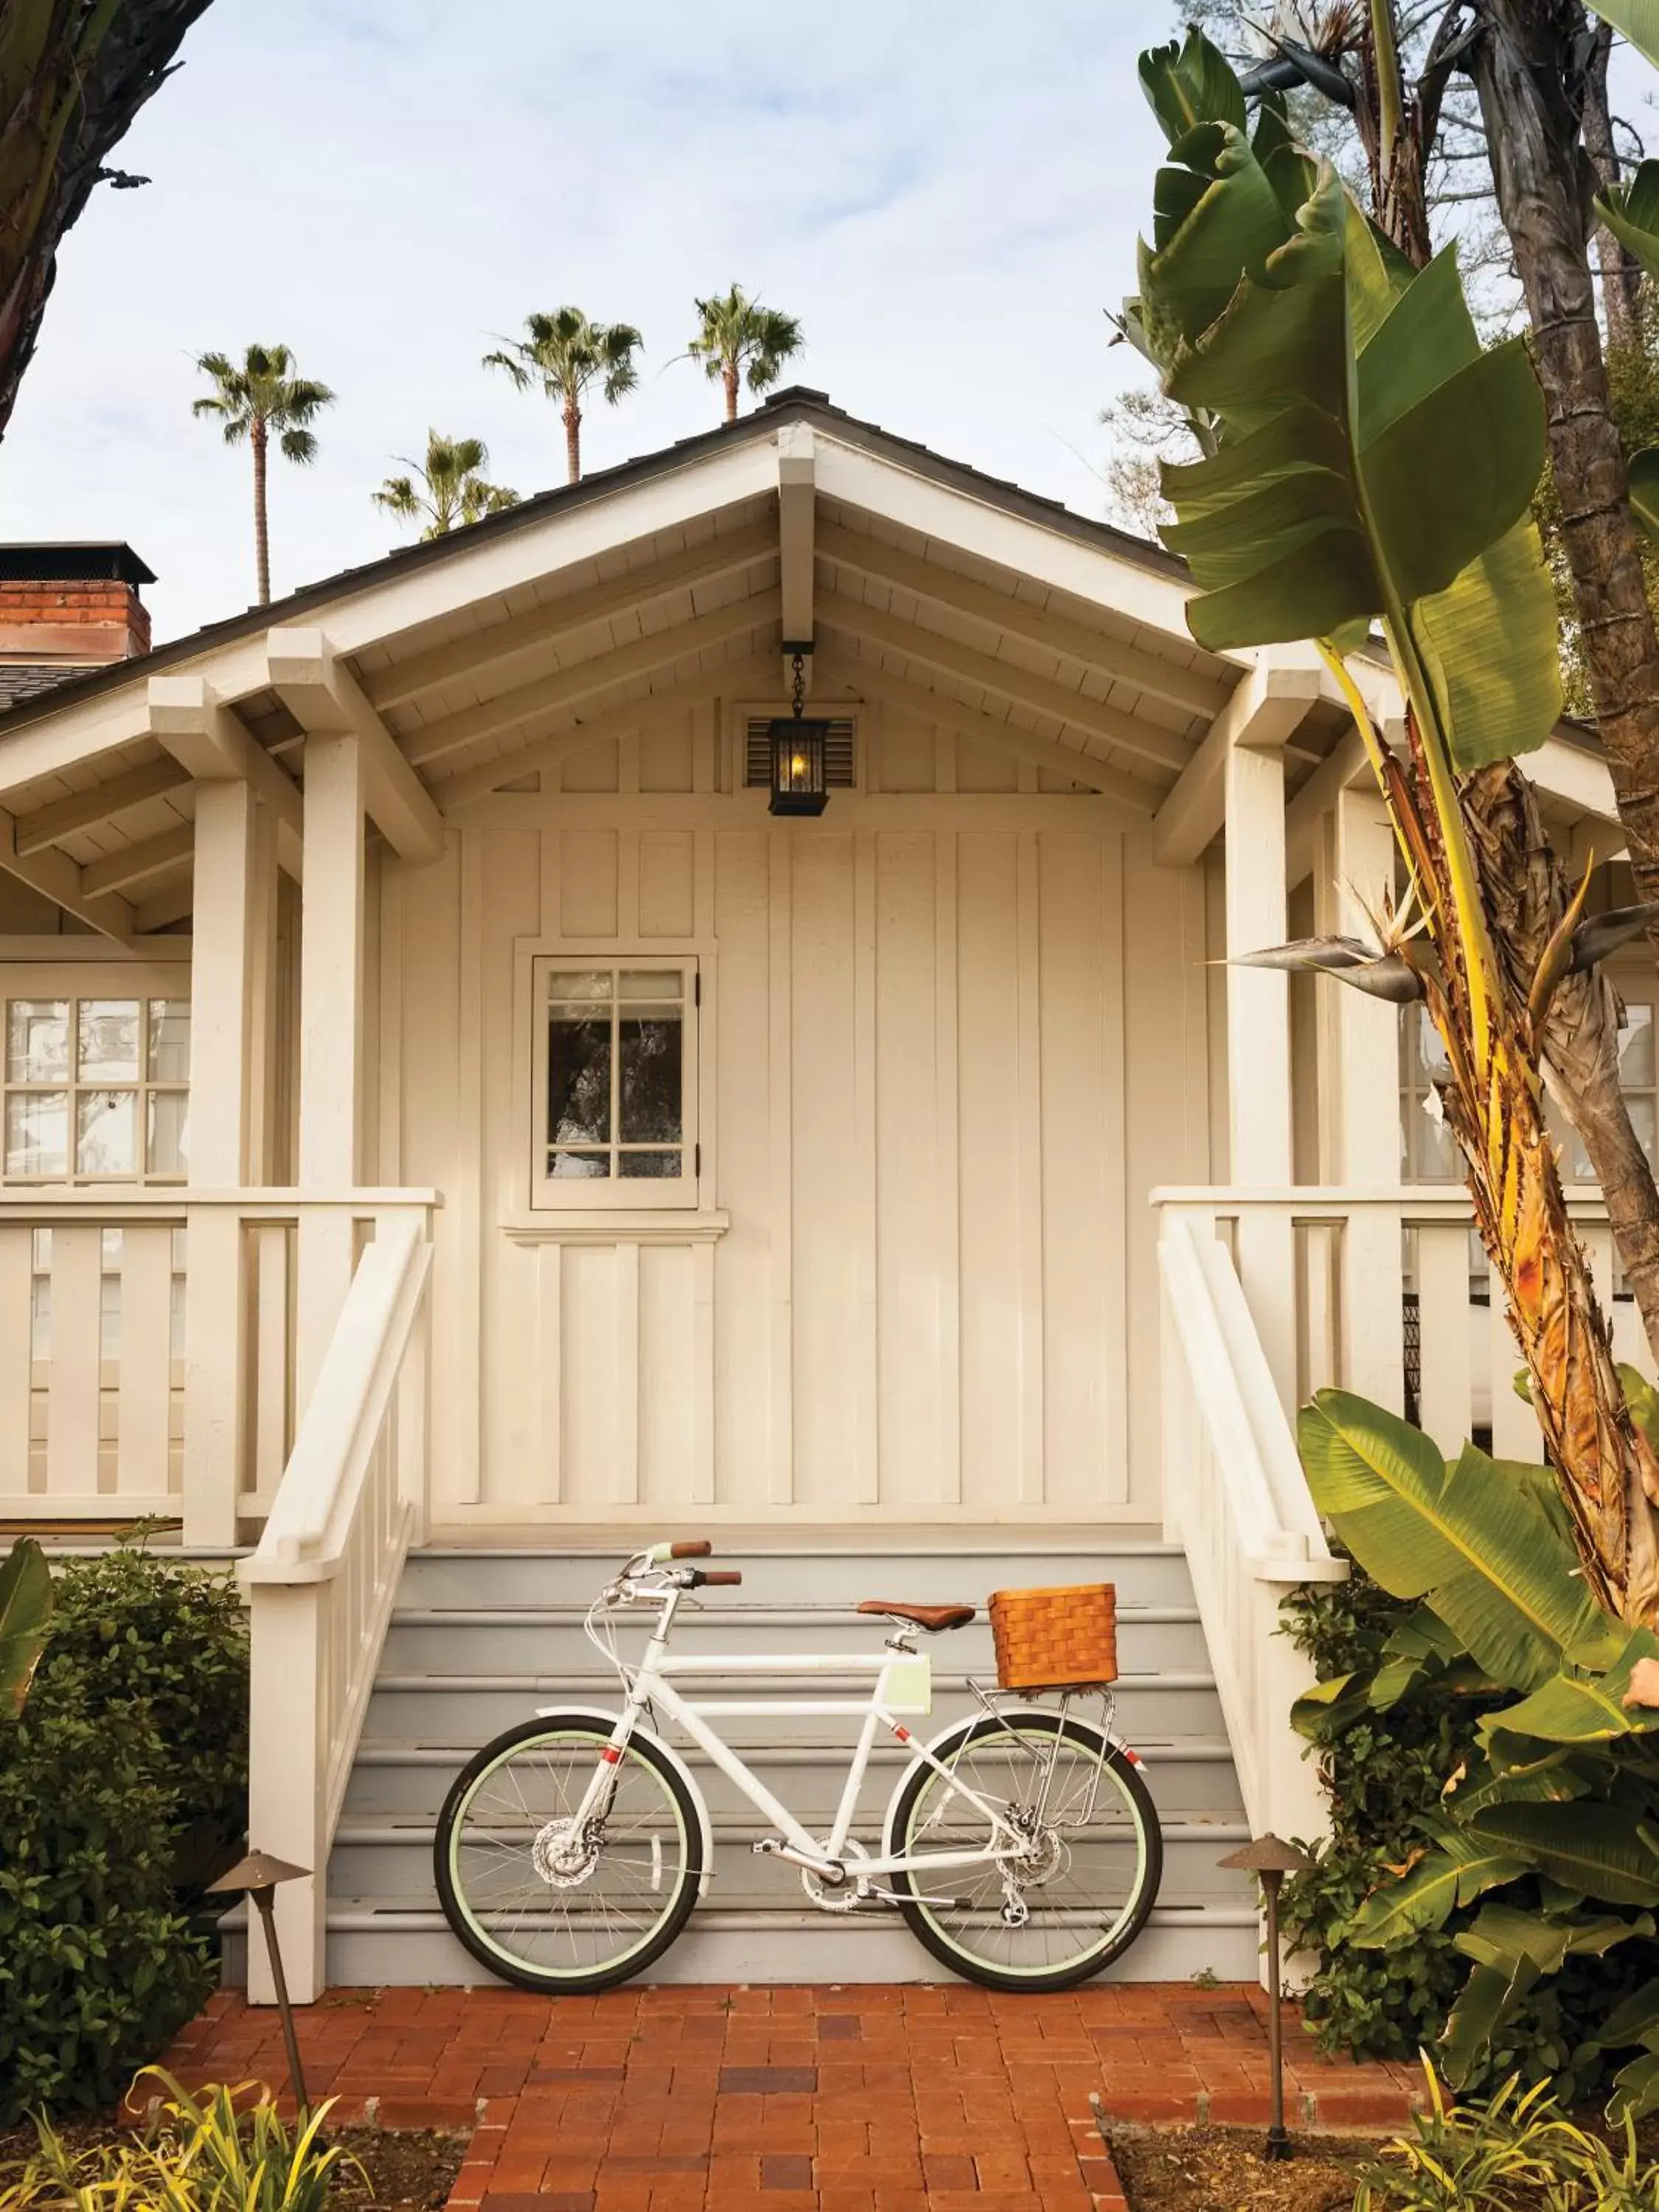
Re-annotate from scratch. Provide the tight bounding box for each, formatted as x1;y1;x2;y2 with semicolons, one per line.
768;647;830;817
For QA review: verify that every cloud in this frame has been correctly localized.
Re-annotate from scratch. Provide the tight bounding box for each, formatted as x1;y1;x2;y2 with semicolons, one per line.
0;0;1166;641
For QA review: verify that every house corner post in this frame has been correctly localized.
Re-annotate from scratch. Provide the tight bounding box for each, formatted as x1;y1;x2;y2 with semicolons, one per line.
296;732;366;1414
182;779;269;1545
1325;788;1407;1413
1223;691;1296;1410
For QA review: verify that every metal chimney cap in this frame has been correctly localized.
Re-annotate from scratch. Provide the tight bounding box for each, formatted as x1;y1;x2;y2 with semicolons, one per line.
206;1850;312;1894
1218;1834;1315;1876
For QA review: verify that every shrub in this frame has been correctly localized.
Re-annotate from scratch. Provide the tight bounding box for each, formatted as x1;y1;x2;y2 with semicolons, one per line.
0;1545;249;2123
1279;1554;1659;2106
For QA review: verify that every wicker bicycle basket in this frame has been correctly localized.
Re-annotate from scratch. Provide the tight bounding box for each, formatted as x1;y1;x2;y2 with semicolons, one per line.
988;1582;1118;1692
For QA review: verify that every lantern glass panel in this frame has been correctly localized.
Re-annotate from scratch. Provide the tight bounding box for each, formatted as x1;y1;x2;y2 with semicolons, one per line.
767;717;830;815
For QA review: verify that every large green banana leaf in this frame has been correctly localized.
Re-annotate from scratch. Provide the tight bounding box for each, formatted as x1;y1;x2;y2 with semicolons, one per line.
0;1534;50;1717
1465;1801;1659;1905
1485;1627;1659;1744
1347;1822;1530;1947
1589;5;1659;79
1441;1900;1654;2088
1133;32;1560;769
1298;1392;1590;1691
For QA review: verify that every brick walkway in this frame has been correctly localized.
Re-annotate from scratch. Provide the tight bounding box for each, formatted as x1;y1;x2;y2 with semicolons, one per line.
155;1985;1424;2211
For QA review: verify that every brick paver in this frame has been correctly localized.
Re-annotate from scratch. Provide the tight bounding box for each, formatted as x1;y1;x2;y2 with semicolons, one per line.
151;1983;1422;2208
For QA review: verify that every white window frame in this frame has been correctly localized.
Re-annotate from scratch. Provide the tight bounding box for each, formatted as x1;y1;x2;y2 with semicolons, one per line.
0;966;192;1188
527;950;702;1212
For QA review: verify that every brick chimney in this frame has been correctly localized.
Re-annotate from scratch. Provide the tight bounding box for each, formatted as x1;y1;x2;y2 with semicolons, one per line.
0;543;153;669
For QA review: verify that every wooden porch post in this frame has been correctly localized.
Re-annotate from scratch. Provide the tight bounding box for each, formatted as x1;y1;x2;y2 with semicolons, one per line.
1318;789;1408;1413
295;732;365;1413
182;782;274;1544
1225;730;1297;1409
248;731;364;2003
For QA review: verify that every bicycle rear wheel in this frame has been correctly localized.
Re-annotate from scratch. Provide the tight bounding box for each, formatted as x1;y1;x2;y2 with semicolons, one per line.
434;1714;702;1993
886;1706;1161;1992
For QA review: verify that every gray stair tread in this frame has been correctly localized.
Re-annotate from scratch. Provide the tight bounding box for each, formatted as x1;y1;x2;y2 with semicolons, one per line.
320;1897;1256;1930
390;1604;1200;1623
371;1668;1215;1690
414;1531;1172;1555
335;1812;1251;1840
351;1733;1241;1760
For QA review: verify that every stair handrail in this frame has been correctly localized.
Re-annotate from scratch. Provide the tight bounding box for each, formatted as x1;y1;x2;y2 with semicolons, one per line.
1158;1208;1344;1841
244;1214;432;1582
239;1208;434;2006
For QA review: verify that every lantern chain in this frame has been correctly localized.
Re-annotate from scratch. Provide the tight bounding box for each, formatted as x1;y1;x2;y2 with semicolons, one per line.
790;650;807;721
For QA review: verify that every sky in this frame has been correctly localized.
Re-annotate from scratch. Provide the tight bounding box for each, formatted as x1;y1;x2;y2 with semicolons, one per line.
0;1;1172;646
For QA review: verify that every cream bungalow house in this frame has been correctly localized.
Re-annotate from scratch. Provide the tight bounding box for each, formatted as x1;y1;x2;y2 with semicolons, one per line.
0;392;1643;1995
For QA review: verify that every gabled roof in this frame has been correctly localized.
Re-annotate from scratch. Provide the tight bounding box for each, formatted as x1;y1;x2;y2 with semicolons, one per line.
0;389;1186;739
0;386;1621;943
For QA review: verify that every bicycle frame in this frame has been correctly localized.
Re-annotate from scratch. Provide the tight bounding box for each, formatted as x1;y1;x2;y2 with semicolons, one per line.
557;1584;1029;1882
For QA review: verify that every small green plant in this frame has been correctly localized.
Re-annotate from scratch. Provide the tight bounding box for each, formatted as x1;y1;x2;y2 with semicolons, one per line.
0;2070;361;2212
1354;2064;1581;2210
1546;2113;1659;2210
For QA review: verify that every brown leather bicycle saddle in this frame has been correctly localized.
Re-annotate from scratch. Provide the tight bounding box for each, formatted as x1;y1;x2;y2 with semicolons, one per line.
856;1600;976;1632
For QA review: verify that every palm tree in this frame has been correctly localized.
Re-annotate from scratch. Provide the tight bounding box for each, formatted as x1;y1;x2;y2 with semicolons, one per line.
688;285;804;422
192;344;335;605
374;431;519;540
482;308;641;485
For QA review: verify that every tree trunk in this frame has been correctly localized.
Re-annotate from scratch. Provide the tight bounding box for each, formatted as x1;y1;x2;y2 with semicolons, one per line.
0;0;214;441
251;419;269;607
1470;1;1659;920
723;362;740;422
563;400;581;484
1463;762;1659;1366
1581;16;1643;349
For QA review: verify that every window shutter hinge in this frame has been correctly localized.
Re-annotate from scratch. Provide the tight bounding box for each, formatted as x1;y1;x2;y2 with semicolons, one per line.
694;972;701;1006
695;1143;702;1176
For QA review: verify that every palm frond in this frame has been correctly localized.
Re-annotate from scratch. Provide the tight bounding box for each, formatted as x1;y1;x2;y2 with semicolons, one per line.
279;428;319;465
373;476;419;516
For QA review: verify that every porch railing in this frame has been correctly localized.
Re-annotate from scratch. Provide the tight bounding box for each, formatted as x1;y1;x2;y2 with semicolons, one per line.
1153;1185;1654;1847
1157;1211;1345;1841
0;1188;437;1536
240;1209;434;2002
1154;1186;1655;1459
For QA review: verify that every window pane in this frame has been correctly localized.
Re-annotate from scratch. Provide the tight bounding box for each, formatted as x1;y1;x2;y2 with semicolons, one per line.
7;1001;68;1083
77;1000;139;1082
148;1091;189;1175
546;970;615;1004
619;970;683;1001
77;1090;136;1175
619;1008;683;1143
6;1093;66;1177
549;1150;611;1179
1416;1010;1450;1082
548;1012;611;1144
148;1000;192;1082
1622;1004;1655;1093
620;1150;682;1179
1408;1096;1459;1180
1630;1096;1657;1171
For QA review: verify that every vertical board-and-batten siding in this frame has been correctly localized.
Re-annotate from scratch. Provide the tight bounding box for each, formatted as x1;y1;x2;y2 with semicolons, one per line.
391;700;1211;1523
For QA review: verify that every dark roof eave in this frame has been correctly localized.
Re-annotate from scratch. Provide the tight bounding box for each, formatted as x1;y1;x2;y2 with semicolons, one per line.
0;391;1194;741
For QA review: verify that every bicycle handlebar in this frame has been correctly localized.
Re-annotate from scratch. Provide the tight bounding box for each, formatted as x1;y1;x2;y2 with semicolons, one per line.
691;1569;743;1587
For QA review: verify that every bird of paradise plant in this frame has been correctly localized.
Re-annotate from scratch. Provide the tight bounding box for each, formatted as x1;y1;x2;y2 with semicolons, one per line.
1130;29;1659;1625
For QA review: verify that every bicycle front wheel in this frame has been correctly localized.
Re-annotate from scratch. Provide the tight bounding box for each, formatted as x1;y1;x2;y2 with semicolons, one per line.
886;1707;1161;1992
434;1714;702;1993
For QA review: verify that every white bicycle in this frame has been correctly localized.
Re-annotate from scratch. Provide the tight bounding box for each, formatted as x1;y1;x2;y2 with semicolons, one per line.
433;1540;1162;1994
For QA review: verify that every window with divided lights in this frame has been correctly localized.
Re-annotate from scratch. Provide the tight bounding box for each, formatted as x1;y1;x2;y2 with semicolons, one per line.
1401;998;1659;1185
532;959;697;1208
4;997;190;1183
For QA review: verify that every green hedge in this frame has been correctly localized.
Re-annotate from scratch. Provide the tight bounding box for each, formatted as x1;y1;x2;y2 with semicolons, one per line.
0;1545;249;2122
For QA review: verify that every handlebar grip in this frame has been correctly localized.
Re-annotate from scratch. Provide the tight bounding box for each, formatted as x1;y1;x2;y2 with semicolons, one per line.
669;1540;713;1559
696;1569;744;1587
